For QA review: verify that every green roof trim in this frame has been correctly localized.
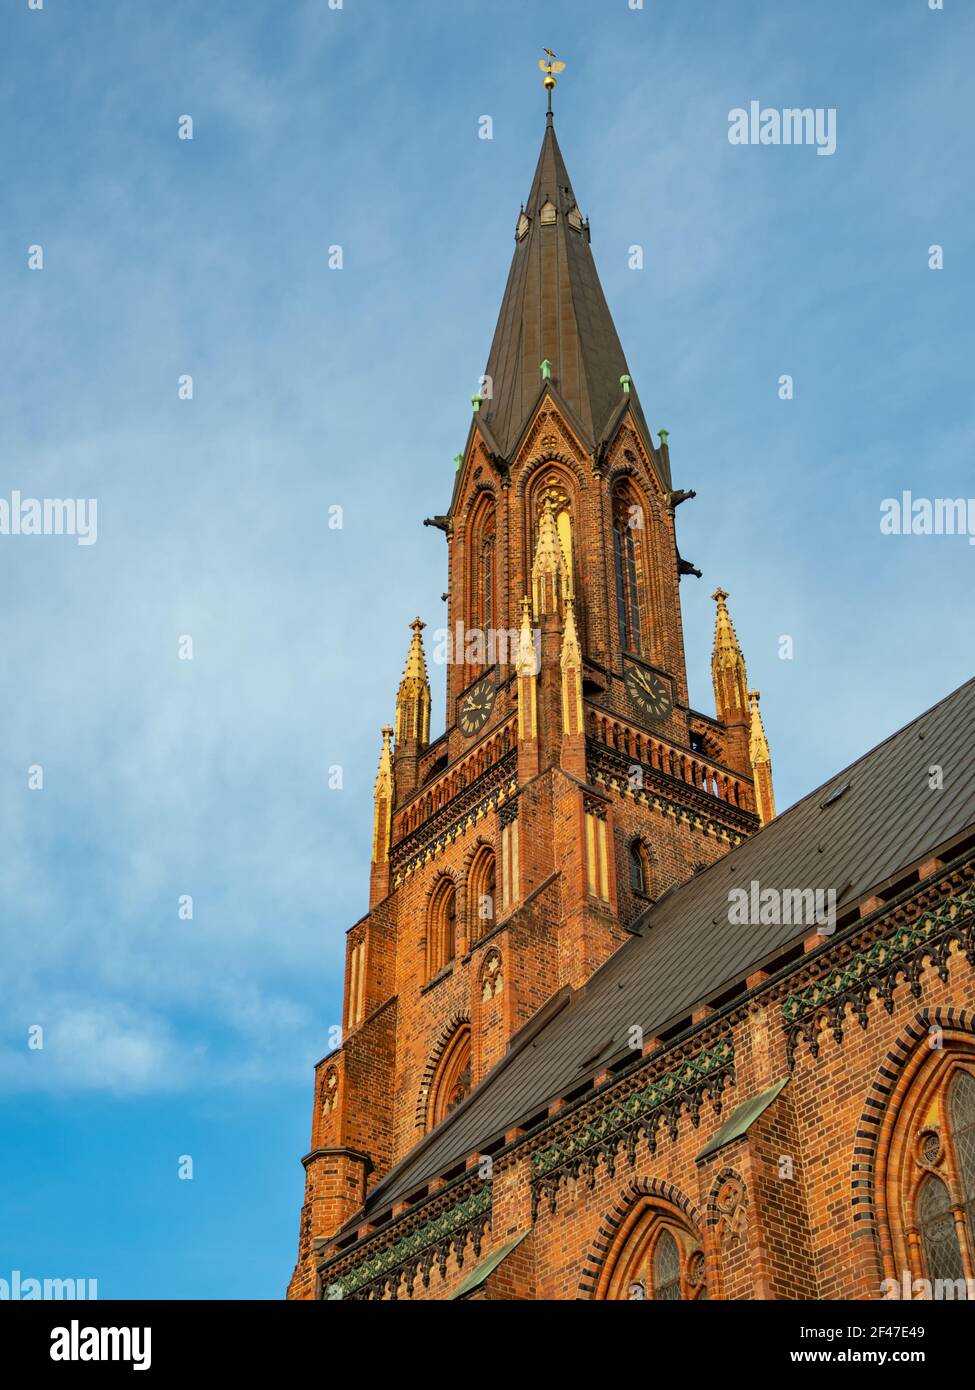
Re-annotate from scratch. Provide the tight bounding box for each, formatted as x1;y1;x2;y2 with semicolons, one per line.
695;1077;789;1162
449;1230;530;1300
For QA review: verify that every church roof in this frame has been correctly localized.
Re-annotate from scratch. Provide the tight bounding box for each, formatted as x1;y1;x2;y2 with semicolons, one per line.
479;113;661;474
361;675;975;1217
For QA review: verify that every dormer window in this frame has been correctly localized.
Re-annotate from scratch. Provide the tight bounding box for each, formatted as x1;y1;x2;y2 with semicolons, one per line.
516;210;530;240
567;204;583;232
539;199;557;226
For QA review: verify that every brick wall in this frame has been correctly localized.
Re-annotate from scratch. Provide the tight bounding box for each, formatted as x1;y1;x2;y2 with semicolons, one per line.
306;866;975;1300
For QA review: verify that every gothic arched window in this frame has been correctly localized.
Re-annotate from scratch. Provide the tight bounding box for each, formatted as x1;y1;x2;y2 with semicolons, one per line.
884;1057;975;1296
468;495;496;656
531;474;575;607
951;1070;975;1201
427;878;457;979
480;509;496;634
612;481;647;656
468;845;497;945
918;1176;965;1285
599;1199;706;1301
629;839;652;897
429;1026;472;1128
652;1229;682;1301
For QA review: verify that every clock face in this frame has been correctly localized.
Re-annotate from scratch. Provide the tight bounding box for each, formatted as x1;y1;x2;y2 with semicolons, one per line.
624;663;673;723
458;675;496;738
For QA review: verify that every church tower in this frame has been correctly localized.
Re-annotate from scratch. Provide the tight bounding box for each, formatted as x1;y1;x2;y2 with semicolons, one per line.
288;89;774;1299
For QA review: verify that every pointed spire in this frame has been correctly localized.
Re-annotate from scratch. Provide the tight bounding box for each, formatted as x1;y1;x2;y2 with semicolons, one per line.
515;595;539;681
748;690;776;825
478;114;662;476
371;727;395;864
560;595;586;776
402;617;429;683
532;500;571;618
515;596;539;777
560;593;582;672
748;690;771;766
711;587;749;725
395;617;431;748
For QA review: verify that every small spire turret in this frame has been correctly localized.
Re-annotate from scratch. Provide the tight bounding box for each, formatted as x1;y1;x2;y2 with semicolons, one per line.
395;617;431;748
369;725;395;906
560;594;586;778
748;690;776;825
711;587;749;725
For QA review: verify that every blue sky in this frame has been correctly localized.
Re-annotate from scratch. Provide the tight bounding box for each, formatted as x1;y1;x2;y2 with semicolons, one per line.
0;0;972;1299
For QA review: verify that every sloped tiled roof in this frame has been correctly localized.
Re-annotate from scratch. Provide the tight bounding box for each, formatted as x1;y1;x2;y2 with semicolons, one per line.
364;677;975;1215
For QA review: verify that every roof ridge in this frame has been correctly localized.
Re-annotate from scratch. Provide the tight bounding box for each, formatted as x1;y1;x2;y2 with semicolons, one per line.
770;673;975;823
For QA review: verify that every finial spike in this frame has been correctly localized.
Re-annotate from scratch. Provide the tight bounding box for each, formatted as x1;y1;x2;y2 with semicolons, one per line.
539;49;566;116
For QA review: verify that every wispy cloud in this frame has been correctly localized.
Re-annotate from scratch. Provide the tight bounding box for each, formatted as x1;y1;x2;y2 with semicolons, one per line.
1;0;972;1110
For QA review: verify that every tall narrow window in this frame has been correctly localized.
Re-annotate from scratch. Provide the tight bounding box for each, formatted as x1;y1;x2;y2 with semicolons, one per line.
652;1230;682;1301
427;879;457;979
469;496;496;662
443;891;456;962
429;1026;472;1129
950;1071;975;1202
919;1176;965;1285
469;846;497;946
484;856;496;920
612;483;645;655
482;534;493;634
629;839;652;896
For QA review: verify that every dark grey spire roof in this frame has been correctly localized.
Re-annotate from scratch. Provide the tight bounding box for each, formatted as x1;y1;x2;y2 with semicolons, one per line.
480;115;658;468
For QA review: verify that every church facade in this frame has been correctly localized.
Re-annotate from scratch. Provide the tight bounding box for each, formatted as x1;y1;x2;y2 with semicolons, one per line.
287;106;975;1302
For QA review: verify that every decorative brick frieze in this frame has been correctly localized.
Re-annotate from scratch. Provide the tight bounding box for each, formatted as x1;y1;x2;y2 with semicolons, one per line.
529;1036;735;1218
391;753;517;882
318;1180;492;1301
588;737;756;841
784;873;975;1066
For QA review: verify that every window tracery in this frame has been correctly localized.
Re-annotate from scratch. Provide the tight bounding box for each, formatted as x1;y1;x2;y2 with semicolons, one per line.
467;494;497;667
885;1057;975;1295
601;1199;706;1301
429;1025;472;1128
612;479;647;656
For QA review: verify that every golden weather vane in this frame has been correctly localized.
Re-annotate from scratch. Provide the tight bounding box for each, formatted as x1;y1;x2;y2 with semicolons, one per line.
539;48;566;113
